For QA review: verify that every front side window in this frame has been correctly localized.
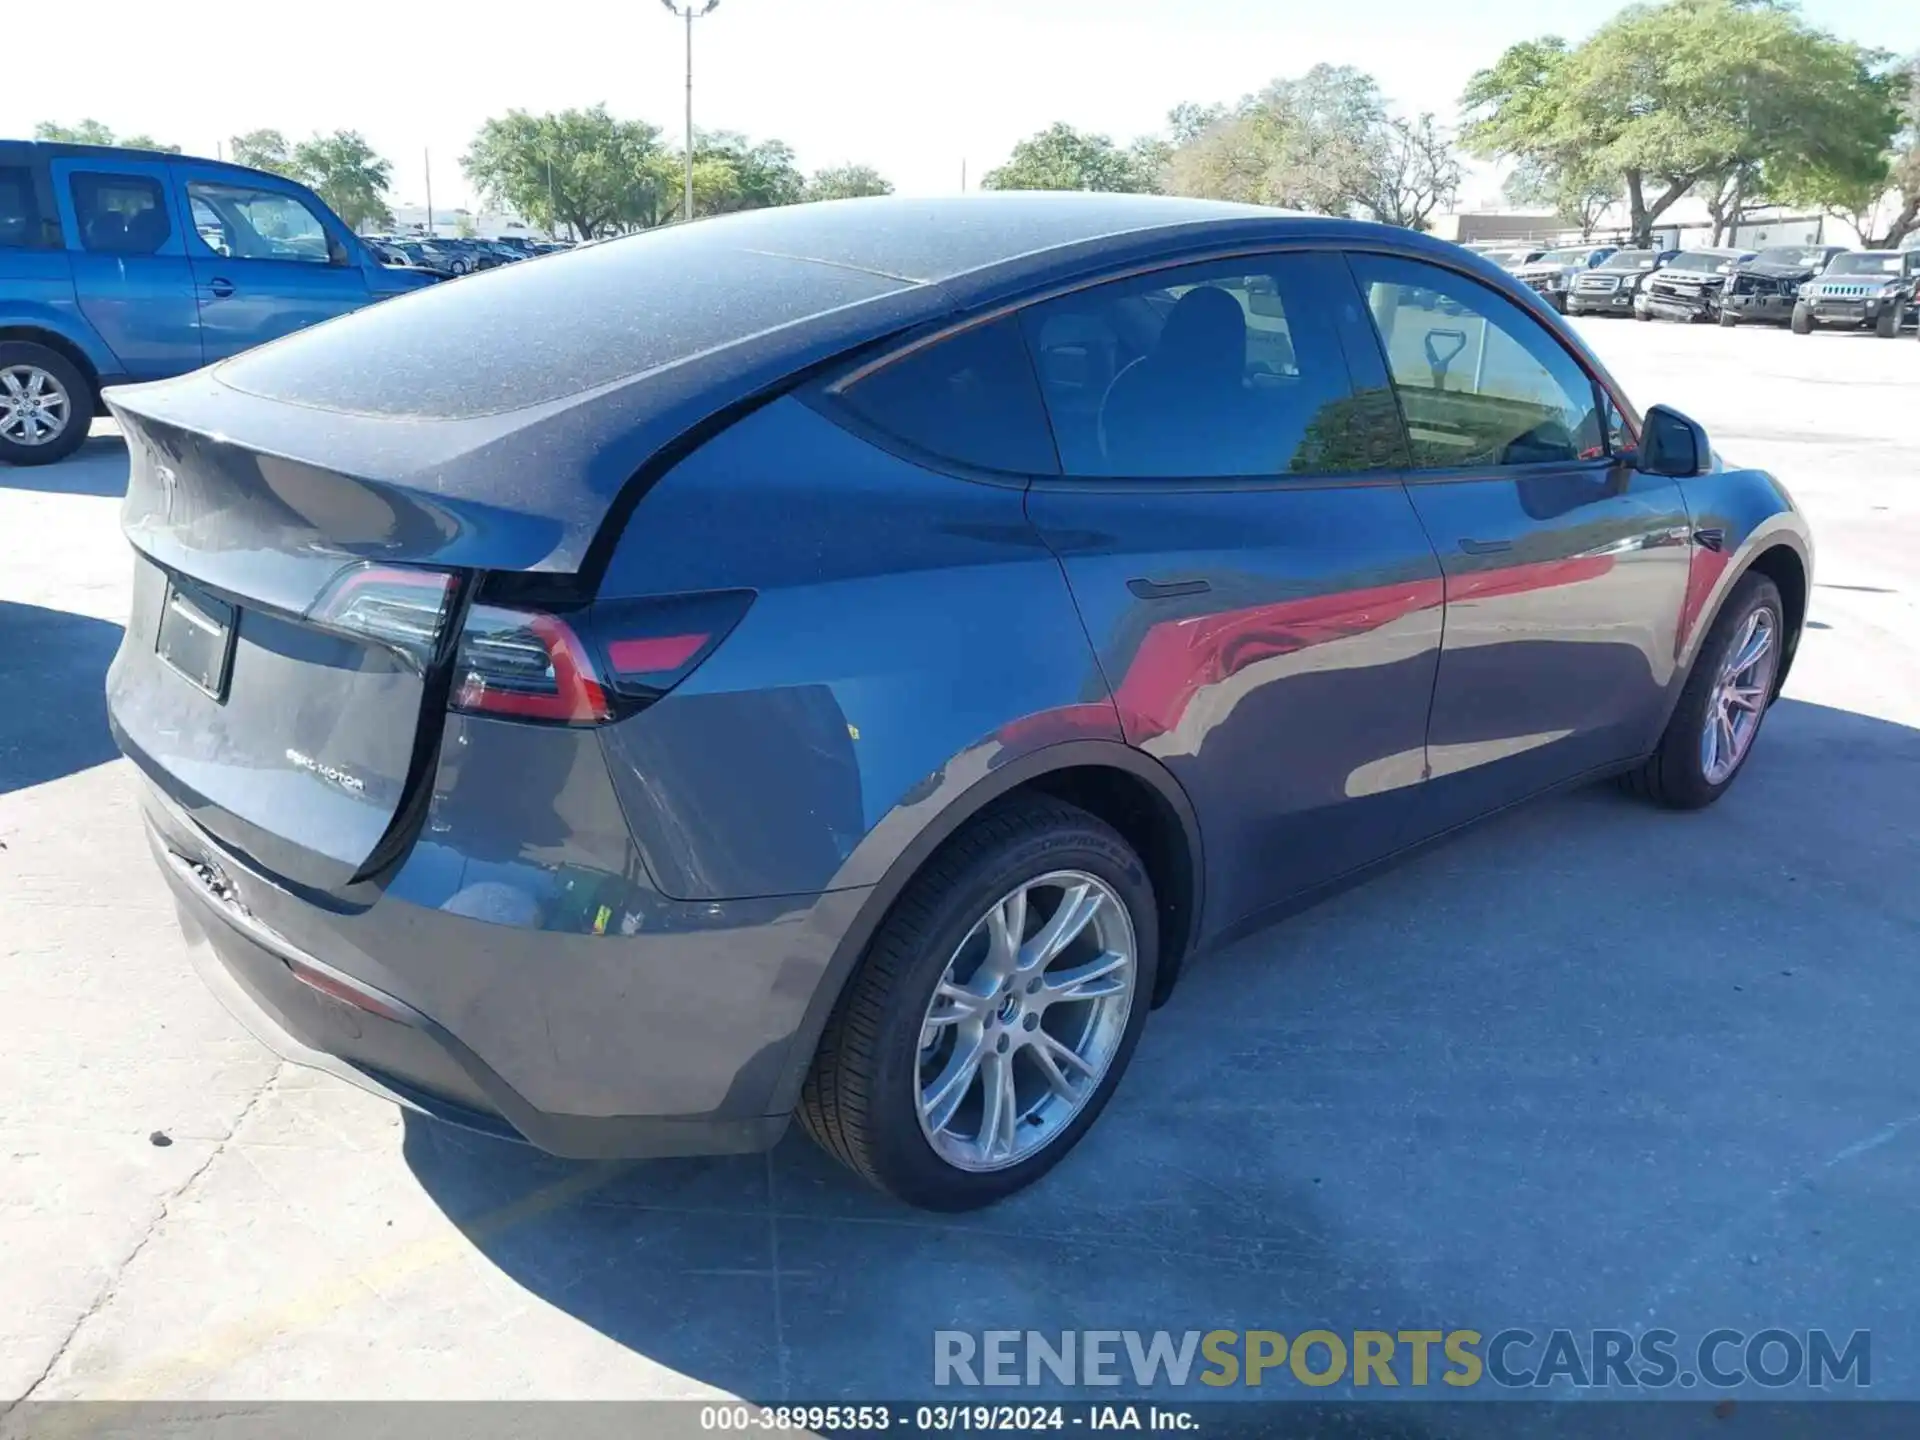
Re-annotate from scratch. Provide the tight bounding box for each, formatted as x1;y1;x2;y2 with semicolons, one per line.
69;172;171;255
187;181;335;264
834;315;1059;475
1017;252;1400;478
1349;252;1604;471
0;165;56;250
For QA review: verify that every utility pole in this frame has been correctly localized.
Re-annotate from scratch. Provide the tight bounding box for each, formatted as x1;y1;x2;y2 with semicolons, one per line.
424;148;434;236
660;0;721;223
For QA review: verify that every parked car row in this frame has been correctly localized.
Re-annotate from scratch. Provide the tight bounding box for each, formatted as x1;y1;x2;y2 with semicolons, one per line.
1466;238;1920;338
364;234;568;279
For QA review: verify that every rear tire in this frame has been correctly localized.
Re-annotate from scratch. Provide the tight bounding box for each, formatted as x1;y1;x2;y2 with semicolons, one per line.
1620;573;1784;810
1790;304;1813;335
0;342;93;467
799;795;1158;1211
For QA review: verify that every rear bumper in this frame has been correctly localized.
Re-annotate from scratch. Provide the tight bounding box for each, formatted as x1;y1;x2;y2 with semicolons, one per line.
140;778;866;1159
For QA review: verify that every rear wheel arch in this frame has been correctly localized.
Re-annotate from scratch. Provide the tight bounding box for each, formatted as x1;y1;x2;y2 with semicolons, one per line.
0;326;103;405
768;741;1205;1114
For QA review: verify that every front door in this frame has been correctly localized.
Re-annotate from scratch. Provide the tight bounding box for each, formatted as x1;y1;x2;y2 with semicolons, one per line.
1347;252;1693;838
1020;250;1447;932
50;158;201;379
172;165;372;363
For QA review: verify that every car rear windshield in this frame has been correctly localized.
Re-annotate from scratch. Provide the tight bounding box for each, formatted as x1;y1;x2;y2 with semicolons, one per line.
1826;253;1901;276
216;228;913;419
1598;251;1655;270
1534;248;1592;264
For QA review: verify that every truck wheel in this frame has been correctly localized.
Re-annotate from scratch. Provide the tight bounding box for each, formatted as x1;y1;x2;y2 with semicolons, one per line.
0;342;94;467
1790;304;1813;335
1718;309;1739;328
1635;306;1653;323
1876;302;1903;339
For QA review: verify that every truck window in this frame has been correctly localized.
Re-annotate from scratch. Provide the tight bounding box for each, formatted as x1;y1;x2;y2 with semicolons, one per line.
0;165;57;250
187;181;339;265
70;172;172;255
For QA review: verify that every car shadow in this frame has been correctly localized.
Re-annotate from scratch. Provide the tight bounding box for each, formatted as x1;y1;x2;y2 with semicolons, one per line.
0;432;129;497
402;696;1920;1412
0;600;124;794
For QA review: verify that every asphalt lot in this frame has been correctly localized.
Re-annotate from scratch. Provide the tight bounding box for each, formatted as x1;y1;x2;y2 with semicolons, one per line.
3;317;1919;1411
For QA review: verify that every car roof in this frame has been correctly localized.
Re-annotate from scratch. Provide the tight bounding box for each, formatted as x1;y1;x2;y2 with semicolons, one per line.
109;194;1590;576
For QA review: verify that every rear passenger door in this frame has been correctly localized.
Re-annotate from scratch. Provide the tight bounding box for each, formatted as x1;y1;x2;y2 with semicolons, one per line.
49;156;201;379
173;164;373;362
1020;251;1447;932
1346;252;1693;837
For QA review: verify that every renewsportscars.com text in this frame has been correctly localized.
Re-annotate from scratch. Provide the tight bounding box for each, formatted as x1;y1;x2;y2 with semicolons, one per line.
933;1328;1869;1391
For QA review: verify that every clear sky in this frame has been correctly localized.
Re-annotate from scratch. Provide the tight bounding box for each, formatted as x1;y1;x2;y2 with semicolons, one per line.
5;0;1912;213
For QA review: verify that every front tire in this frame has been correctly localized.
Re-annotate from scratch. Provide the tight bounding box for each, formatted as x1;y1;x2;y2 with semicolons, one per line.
1791;304;1813;335
799;795;1157;1210
0;342;93;467
1621;573;1784;810
1718;308;1739;327
1876;301;1904;339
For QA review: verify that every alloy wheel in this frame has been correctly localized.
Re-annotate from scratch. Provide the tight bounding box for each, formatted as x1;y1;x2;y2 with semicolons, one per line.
1700;605;1778;785
0;365;70;447
914;870;1136;1173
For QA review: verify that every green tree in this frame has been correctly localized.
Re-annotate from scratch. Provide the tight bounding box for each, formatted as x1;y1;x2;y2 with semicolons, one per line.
801;164;894;202
1503;155;1620;239
982;123;1161;193
689;132;806;214
1464;0;1899;247
289;131;393;232
228;129;299;178
1162;66;1459;227
35;120;178;153
1780;53;1918;248
463;106;670;238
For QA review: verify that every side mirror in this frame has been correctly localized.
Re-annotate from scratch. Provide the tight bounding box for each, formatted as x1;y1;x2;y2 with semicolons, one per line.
1638;404;1710;478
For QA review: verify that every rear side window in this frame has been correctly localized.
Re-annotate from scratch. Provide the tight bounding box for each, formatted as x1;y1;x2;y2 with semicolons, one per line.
835;315;1059;475
70;172;172;255
1017;252;1399;479
0;165;56;250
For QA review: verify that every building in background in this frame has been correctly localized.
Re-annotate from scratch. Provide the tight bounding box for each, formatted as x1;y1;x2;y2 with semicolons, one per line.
1434;197;1844;253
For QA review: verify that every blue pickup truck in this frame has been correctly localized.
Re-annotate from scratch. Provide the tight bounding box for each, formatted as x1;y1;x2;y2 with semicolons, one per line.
1;141;436;464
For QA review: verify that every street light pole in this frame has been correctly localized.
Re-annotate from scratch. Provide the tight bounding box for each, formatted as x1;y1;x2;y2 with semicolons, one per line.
660;0;720;223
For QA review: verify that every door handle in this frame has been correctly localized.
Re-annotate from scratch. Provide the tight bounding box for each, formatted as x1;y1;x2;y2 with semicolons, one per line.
1127;577;1212;600
1457;538;1513;555
207;277;235;298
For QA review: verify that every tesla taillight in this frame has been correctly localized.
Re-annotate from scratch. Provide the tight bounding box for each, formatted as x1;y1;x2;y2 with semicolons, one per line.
450;591;753;725
307;564;457;671
452;606;611;723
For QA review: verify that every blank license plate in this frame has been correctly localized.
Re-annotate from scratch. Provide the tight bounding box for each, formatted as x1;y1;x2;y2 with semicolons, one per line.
156;580;236;700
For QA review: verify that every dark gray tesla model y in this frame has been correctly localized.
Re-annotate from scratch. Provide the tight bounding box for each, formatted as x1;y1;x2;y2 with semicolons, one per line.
104;194;1812;1210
